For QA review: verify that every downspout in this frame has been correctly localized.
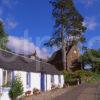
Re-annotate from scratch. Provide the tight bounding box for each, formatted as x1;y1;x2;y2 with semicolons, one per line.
46;73;47;91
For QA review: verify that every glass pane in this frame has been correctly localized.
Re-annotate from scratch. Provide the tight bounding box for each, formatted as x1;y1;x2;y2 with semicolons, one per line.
3;70;6;85
7;70;12;86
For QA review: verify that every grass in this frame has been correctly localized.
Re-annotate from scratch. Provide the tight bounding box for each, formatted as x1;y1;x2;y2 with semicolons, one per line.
88;73;100;84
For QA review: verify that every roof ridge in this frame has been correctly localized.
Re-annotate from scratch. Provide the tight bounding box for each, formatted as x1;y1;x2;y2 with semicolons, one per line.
0;48;52;66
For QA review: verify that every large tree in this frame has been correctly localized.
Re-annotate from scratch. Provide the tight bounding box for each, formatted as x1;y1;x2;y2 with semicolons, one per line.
45;0;86;71
0;21;8;49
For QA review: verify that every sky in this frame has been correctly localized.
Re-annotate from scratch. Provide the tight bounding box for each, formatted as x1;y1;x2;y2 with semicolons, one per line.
0;0;100;59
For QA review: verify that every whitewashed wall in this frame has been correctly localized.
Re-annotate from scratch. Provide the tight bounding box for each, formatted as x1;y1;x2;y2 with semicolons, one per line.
60;75;64;87
31;73;41;91
0;69;64;100
45;74;64;91
0;69;10;100
54;75;59;85
14;71;41;92
0;68;3;86
0;90;10;100
45;74;51;91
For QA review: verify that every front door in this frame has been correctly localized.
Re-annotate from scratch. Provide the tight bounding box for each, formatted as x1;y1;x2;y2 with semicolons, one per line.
41;73;45;91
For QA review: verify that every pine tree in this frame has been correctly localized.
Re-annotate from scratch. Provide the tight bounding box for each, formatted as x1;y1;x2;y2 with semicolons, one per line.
9;76;24;100
45;0;86;71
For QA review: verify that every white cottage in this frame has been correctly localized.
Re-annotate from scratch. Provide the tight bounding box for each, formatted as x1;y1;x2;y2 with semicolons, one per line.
0;49;64;100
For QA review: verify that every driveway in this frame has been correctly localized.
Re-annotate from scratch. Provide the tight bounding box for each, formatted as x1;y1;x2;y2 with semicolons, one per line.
54;82;100;100
22;82;100;100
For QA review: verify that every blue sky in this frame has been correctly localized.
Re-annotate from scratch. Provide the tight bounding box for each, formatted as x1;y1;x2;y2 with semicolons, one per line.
0;0;100;58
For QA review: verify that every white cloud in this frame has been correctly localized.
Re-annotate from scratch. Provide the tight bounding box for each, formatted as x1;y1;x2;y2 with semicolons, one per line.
83;17;97;30
5;18;18;29
7;36;49;59
35;47;49;59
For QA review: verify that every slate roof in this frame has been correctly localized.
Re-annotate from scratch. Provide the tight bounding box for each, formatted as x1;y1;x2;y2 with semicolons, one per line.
0;49;62;75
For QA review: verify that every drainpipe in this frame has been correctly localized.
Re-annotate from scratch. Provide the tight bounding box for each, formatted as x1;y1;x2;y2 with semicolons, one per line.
46;73;47;91
41;64;46;92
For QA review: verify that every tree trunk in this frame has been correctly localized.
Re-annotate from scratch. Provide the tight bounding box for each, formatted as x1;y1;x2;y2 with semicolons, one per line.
66;33;72;72
61;7;67;71
61;25;67;70
11;98;16;100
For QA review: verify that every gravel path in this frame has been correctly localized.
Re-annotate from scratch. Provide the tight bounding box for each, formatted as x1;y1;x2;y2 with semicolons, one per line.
21;82;100;100
54;82;100;100
23;87;73;100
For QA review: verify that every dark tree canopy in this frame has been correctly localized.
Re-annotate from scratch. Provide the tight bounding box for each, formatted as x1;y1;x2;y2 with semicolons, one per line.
0;21;8;49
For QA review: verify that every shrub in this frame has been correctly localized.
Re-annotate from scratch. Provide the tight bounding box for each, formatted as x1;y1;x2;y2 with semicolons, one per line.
9;76;24;100
33;88;41;95
2;82;9;87
63;70;78;86
88;73;100;83
25;91;32;96
51;84;60;90
0;93;2;97
75;70;97;83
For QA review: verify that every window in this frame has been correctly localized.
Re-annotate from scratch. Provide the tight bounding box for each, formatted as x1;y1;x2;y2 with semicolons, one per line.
7;70;12;86
3;70;13;87
51;75;54;84
3;70;7;85
26;72;31;88
58;75;61;84
74;50;77;54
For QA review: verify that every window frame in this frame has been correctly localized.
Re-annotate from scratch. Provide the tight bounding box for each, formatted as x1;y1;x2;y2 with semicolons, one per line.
58;75;61;84
2;70;13;87
51;75;54;84
26;72;31;88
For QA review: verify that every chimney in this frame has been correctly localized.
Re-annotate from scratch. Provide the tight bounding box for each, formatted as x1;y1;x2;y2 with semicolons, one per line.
30;50;37;60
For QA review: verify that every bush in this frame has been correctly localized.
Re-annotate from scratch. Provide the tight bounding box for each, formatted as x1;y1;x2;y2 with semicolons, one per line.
63;70;78;86
33;88;41;95
2;82;9;87
89;73;100;83
75;70;100;83
63;70;100;85
9;76;24;100
25;91;32;96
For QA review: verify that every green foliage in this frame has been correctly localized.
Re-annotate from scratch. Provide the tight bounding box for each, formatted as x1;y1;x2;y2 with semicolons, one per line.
79;49;100;73
9;76;24;100
75;70;100;83
0;21;8;50
63;70;77;83
88;73;100;83
75;70;92;82
63;69;100;85
2;82;9;87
